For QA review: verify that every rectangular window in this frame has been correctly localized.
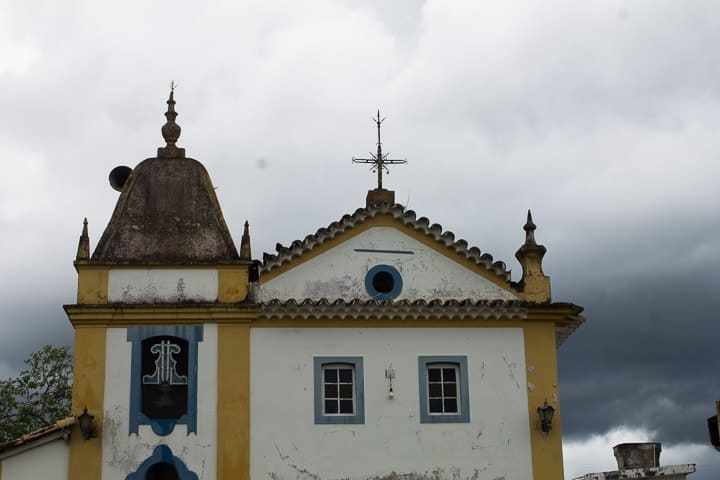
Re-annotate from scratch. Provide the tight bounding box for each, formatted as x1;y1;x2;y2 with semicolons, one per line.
418;356;470;423
314;357;364;424
323;365;355;415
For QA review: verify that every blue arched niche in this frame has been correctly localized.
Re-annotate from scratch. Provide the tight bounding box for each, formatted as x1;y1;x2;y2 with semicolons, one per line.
126;445;198;480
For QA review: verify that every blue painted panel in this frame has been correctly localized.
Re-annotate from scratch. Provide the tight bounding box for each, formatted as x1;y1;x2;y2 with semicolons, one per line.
127;325;203;436
418;355;470;423
314;356;365;425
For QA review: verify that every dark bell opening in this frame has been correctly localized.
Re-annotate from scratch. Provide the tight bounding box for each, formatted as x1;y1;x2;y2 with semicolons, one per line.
372;271;394;293
146;462;179;480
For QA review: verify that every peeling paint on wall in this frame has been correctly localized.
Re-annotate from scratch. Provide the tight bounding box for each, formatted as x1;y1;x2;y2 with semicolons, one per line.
502;356;521;391
108;269;218;303
251;328;532;480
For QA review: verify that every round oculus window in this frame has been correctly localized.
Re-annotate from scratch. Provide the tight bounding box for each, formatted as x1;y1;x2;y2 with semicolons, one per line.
365;265;403;300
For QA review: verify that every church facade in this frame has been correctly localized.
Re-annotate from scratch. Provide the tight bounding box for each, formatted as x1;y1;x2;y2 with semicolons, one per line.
0;92;584;480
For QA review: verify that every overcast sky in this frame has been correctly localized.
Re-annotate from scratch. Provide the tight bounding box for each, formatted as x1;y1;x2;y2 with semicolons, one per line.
1;0;719;478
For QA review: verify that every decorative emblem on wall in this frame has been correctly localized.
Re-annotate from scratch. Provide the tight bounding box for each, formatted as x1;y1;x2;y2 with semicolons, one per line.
141;336;189;420
143;340;188;385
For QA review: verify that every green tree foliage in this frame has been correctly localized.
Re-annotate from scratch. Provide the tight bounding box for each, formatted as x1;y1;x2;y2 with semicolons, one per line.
0;345;73;443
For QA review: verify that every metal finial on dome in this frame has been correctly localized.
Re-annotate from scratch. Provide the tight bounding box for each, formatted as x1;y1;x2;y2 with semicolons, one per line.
523;209;537;246
157;81;185;158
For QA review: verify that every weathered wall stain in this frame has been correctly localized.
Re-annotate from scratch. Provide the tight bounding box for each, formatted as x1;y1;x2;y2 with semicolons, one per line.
266;466;500;480
502;356;521;390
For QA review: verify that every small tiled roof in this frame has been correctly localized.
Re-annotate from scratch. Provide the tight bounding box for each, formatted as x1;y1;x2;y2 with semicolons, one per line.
0;417;75;457
261;204;512;282
259;298;585;346
261;297;526;320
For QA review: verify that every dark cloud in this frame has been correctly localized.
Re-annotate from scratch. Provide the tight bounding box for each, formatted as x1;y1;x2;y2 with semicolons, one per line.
559;260;720;444
0;298;74;377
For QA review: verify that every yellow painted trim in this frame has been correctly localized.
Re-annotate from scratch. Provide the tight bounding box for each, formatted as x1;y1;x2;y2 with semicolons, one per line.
218;266;249;302
523;320;564;480
78;264;250;269
260;213;517;293
64;304;260;327
76;267;108;304
68;326;106;480
217;325;250;480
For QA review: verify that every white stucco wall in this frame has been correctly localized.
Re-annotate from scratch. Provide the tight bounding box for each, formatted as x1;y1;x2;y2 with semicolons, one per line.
1;437;69;480
261;227;516;302
102;324;218;479
108;269;219;303
250;327;532;480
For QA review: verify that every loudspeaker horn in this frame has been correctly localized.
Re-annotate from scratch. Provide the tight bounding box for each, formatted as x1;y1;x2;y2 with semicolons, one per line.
109;166;132;192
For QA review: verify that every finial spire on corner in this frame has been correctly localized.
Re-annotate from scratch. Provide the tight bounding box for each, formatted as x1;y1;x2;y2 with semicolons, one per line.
75;217;90;262
240;220;252;261
524;209;537;246
515;209;550;302
158;81;186;158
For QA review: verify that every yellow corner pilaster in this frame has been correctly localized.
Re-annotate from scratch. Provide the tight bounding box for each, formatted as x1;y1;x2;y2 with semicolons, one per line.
517;276;551;303
523;320;563;479
77;268;108;304
218;267;249;303
218;324;250;480
68;326;106;480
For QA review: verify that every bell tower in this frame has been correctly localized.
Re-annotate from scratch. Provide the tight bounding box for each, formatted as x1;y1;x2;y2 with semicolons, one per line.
65;88;255;480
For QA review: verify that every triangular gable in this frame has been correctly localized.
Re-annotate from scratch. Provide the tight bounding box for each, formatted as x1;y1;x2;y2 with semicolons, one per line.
259;205;519;302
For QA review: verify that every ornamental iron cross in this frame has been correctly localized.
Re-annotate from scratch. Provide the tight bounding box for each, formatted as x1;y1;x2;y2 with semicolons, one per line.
352;110;407;190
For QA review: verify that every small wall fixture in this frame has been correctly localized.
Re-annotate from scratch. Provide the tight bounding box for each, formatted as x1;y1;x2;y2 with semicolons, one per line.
77;407;97;440
537;400;555;434
385;365;396;398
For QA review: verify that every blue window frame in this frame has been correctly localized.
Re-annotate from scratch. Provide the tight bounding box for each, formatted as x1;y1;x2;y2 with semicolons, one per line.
365;264;403;300
126;445;198;480
314;356;364;424
127;325;203;436
418;356;470;423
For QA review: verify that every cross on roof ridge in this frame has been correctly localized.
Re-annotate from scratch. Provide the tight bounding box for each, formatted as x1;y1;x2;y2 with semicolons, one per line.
352;110;407;190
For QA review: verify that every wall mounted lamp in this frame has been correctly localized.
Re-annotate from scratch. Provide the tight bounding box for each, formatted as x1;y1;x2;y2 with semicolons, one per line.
77;407;97;440
537;400;555;434
385;365;396;398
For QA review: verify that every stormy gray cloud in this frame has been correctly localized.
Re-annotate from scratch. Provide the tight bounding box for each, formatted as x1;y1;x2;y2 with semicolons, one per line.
1;0;720;477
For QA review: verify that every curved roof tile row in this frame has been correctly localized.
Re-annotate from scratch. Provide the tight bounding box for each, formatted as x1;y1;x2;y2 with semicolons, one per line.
258;298;584;346
261;298;522;307
260;297;528;321
260;204;512;281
